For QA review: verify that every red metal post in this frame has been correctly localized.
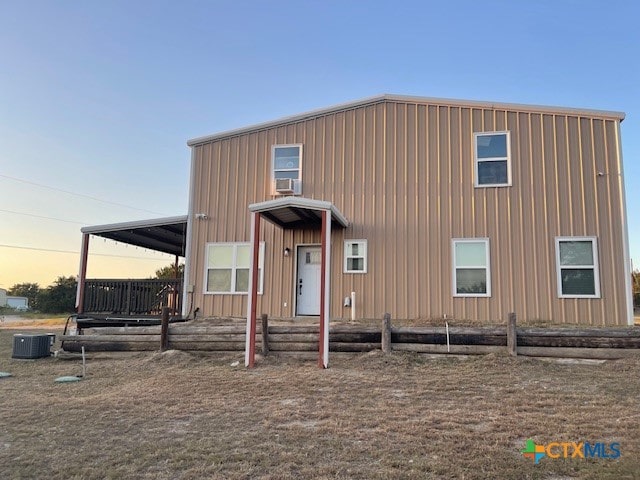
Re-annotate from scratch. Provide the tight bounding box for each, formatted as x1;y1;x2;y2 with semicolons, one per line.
246;212;261;367
319;210;327;368
172;254;180;314
76;233;90;314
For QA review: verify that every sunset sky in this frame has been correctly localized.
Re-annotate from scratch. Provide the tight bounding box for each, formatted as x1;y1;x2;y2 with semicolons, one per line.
1;0;638;291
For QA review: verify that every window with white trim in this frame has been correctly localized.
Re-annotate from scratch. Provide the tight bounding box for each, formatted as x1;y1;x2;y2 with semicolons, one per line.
205;242;265;294
344;240;367;273
452;239;491;296
474;131;511;187
273;144;302;194
555;237;600;298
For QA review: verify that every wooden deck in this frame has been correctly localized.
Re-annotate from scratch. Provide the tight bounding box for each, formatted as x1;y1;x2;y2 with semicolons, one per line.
81;278;182;317
74;314;187;330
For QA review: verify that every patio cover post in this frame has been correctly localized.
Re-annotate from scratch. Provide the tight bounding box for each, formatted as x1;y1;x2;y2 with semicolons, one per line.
245;212;261;367
76;233;89;314
172;254;180;314
319;210;331;368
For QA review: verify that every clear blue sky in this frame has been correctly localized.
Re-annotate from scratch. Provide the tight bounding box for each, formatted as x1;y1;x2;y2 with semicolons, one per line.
0;0;638;288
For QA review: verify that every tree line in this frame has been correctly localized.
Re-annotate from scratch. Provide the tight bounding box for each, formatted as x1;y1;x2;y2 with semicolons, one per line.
7;276;77;314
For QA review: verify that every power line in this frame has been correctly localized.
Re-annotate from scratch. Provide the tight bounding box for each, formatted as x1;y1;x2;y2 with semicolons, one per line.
0;243;172;261
0;173;168;216
0;208;88;225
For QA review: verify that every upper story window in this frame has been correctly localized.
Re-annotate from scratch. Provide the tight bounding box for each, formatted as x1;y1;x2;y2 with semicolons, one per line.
273;144;302;195
474;131;511;187
555;237;600;298
452;238;491;297
344;240;367;273
205;242;264;294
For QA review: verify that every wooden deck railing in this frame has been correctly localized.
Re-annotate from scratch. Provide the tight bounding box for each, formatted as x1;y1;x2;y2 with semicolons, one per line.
82;279;182;316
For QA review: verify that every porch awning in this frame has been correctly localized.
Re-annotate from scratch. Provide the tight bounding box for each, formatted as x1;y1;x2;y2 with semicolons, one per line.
81;215;188;256
248;197;349;229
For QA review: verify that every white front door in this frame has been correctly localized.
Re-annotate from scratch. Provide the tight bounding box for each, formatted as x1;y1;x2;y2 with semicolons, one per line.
296;246;321;316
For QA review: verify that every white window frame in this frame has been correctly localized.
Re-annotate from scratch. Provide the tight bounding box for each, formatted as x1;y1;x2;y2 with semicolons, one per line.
343;240;367;273
474;131;512;188
452;238;491;297
555;236;600;298
272;144;302;194
204;242;265;295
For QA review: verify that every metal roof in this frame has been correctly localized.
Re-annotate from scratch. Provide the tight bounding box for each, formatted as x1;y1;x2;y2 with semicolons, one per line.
187;94;625;146
81;215;188;256
248;197;349;229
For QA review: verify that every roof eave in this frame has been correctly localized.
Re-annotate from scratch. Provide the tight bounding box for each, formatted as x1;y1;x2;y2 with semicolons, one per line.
187;94;625;146
187;94;388;147
81;215;188;235
249;197;349;229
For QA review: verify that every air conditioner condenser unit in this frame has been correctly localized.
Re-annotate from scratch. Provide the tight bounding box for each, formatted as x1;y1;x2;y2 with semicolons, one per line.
12;334;51;359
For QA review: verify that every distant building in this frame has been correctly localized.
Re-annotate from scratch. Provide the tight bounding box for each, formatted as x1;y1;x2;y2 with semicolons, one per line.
0;288;28;310
6;296;28;310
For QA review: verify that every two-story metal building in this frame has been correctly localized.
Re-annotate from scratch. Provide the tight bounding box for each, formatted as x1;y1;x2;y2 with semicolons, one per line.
76;94;632;328
182;94;632;327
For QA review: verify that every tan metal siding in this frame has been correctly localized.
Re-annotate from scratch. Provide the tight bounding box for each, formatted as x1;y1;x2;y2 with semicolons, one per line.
187;99;628;325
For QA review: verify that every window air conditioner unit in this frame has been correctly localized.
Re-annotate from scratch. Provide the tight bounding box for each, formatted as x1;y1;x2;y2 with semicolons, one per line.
275;178;300;194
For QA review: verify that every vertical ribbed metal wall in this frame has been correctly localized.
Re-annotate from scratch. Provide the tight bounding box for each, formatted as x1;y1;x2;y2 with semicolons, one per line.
188;98;627;325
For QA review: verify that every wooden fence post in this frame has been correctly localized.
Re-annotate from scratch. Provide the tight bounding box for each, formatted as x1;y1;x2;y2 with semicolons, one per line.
261;314;269;356
507;312;517;357
382;313;391;354
160;306;170;351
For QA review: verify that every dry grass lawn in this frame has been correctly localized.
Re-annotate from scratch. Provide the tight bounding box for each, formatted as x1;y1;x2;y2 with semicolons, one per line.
1;328;639;479
0;316;69;328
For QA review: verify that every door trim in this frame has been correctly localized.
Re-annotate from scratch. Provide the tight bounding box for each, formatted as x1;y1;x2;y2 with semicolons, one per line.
294;243;321;317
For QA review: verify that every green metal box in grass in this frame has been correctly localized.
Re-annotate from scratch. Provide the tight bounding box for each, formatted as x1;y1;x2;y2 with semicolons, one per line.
12;334;51;359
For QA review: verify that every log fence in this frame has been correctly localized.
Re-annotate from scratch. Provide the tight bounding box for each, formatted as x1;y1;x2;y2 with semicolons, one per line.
61;312;640;360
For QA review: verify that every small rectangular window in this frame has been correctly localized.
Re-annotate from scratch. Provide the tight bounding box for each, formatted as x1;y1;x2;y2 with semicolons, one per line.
474;132;511;187
205;242;264;294
344;240;367;273
555;237;600;298
273;144;302;194
452;239;490;297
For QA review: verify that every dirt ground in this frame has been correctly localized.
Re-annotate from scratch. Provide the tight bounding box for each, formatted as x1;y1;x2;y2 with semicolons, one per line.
0;315;68;328
0;328;639;480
